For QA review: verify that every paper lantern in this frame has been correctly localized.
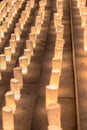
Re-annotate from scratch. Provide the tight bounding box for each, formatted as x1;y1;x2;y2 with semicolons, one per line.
54;13;62;27
35;21;41;34
2;106;14;130
0;26;4;38
52;58;62;72
26;40;33;55
10;39;16;54
19;56;28;74
38;11;45;20
5;91;16;113
56;25;64;38
50;70;61;86
46;85;58;107
21;11;27;21
48;125;62;130
10;78;21;101
14;28;21;41
24;49;31;65
13;67;23;89
54;48;63;60
0;54;6;70
11;33;16;41
36;16;42;24
29;33;36;48
4;47;11;61
55;38;64;49
30;0;34;8
19;18;25;29
31;26;37;34
46;103;61;127
3;21;8;32
80;7;87;17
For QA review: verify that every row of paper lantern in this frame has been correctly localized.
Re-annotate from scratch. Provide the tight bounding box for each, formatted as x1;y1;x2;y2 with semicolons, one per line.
0;0;25;32
46;0;64;130
2;0;49;129
1;0;35;129
0;0;35;78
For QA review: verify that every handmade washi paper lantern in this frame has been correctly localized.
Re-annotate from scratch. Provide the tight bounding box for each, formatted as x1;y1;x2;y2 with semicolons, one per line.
10;39;16;54
50;69;61;86
46;85;58;107
4;47;11;61
2;106;14;130
10;78;21;101
52;58;62;73
5;91;16;113
19;56;28;74
24;49;31;65
0;54;6;70
46;103;61;127
48;125;62;130
26;40;33;55
13;67;23;89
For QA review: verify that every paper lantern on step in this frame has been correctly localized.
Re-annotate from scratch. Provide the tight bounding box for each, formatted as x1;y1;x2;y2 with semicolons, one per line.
10;39;16;54
29;33;36;48
24;49;31;65
48;125;62;130
4;47;11;62
50;70;61;86
52;58;62;72
26;40;33;55
46;85;58;107
19;56;28;74
46;103;61;127
13;67;23;89
2;106;14;130
5;91;16;113
10;78;21;101
0;54;6;70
